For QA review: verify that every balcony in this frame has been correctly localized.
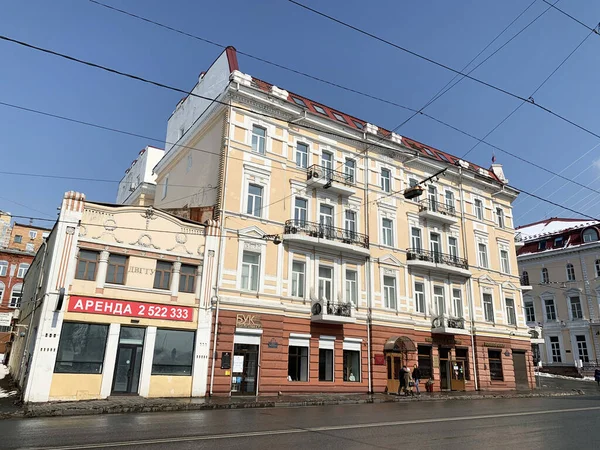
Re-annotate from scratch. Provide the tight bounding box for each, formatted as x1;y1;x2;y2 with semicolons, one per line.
283;220;370;256
306;164;355;195
311;299;356;324
515;232;524;249
520;277;533;291
418;199;458;224
406;248;471;277
431;315;471;336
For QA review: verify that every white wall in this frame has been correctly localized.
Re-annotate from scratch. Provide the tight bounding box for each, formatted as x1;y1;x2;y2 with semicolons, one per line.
116;147;165;204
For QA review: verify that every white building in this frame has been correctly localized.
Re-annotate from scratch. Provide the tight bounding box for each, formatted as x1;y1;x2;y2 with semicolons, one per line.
116;146;165;206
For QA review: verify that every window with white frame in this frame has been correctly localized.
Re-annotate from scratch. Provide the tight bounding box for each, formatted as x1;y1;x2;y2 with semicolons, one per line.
445;191;455;212
246;184;263;218
583;228;599;243
483;293;494;322
346;270;358;305
318;266;333;301
380;168;391;193
453;288;463;318
383;275;397;309
448;237;458;260
496;208;504;228
505;298;516;325
411;227;422;251
434;286;445;315
296;142;308;168
344;158;356;184
319;204;334;237
576;335;589;363
414;282;425;313
29;230;37;239
9;284;22;308
542;268;549;284
162;174;169;200
251;125;266;154
241;251;260;291
291;261;305;298
345;210;357;239
321;151;333;178
381;218;393;246
550;336;562;363
0;260;8;277
478;243;488;268
428;186;437;211
545;298;557;321
500;249;510;273
569;295;583;320
525;301;535;322
474;199;484;220
294;198;308;226
17;263;29;278
566;263;576;282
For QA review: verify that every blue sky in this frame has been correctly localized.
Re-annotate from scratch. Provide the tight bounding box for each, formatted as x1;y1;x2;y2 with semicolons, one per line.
1;0;599;227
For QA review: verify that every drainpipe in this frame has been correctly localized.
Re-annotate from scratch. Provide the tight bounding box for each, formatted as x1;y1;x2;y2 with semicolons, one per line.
365;147;373;394
459;168;479;391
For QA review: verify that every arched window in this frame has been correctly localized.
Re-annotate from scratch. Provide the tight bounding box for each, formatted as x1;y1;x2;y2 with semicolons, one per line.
583;228;599;243
0;260;7;277
0;281;4;303
9;283;22;308
542;268;549;284
566;263;576;282
522;271;530;286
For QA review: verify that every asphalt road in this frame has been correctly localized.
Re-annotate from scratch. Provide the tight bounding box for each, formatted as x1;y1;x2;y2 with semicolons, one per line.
2;396;600;450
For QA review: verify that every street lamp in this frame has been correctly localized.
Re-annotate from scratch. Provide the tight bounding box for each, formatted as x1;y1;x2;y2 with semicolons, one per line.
402;168;447;200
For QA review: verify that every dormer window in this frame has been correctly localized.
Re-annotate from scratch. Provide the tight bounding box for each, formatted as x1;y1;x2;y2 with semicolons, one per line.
292;97;307;107
352;120;364;130
583;228;599;243
554;236;564;247
313;104;328;115
333;112;347;123
538;240;547;250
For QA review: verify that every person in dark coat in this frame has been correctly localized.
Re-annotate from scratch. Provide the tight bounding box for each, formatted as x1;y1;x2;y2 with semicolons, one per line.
594;368;600;386
412;364;422;395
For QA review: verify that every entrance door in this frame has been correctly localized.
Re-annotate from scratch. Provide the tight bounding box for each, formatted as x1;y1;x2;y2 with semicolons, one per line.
439;347;451;390
112;326;145;395
450;360;466;391
385;353;403;394
231;344;259;395
513;351;529;390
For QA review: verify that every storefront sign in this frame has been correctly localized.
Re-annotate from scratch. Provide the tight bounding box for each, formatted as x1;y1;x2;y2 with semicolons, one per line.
233;355;244;373
236;314;262;329
68;296;193;322
483;342;505;348
0;312;13;327
426;337;462;345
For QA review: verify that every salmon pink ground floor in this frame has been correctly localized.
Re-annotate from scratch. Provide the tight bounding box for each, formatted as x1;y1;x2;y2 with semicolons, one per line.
207;309;535;396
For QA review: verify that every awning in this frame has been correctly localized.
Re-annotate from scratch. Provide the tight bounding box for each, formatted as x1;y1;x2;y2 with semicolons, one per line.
384;336;417;352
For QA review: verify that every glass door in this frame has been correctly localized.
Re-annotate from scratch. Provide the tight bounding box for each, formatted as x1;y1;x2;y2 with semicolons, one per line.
430;233;441;262
112;327;144;395
428;186;437;211
319;204;334;239
321;152;333;181
231;344;259;395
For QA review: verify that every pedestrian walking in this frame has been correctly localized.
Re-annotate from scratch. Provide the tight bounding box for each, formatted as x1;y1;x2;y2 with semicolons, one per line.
595;368;600;386
412;364;422;395
402;365;413;396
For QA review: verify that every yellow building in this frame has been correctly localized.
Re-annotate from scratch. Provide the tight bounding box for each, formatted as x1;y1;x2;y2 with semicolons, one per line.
150;47;534;394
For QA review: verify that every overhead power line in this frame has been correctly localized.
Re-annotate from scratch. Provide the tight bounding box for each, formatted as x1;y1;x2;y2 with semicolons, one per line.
541;0;600;34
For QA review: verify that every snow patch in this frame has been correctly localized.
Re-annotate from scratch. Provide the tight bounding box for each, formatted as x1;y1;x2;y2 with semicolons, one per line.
535;371;594;382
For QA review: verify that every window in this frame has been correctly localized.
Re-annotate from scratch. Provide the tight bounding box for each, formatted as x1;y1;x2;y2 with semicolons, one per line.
344;210;357;239
251;125;266;154
319;204;334;236
381;218;393;246
596;260;600;278
9;284;22;308
179;265;197;293
343;350;360;382
25;243;35;252
430;233;441;259
288;346;308;381
344;158;356;183
576;335;589;363
428;186;437;211
321;152;333;178
291;261;305;298
0;281;4;303
54;323;109;374
448;237;458;260
14;235;22;244
313;104;328;115
414;282;425;313
500;249;510;273
294;198;308;226
106;255;126;285
0;260;8;277
380;168;391;193
522;271;530;286
583;228;599;243
570;296;583;320
345;270;358;305
538;240;547;250
17;263;30;279
417;345;432;379
488;350;503;381
445;191;455;212
566;263;576;282
525;301;535;322
152;329;195;375
434;286;445;315
411;227;422;251
29;230;38;239
241;252;260;291
292;96;307;107
296;142;308;168
352;120;364;130
153;261;172;290
478;243;488;268
474;199;483;220
75;250;98;281
383;276;397;309
453;289;463;318
162;175;169;200
483;293;494;322
496;208;504;228
319;348;333;381
542;268;549;284
545;298;557;321
333;112;347;123
505;298;516;325
246;184;263;218
318;266;333;301
550;336;562;363
554;236;564;248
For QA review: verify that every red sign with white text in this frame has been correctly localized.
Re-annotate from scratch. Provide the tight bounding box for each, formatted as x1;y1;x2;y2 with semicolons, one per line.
68;296;193;322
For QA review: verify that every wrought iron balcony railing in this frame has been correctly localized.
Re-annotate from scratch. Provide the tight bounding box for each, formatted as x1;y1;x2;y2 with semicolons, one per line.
520;276;530;286
284;220;369;248
307;164;355;187
432;314;466;330
326;301;353;317
406;248;468;270
419;199;456;216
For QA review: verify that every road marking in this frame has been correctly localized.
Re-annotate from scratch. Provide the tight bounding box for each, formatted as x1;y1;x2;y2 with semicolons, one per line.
19;405;600;449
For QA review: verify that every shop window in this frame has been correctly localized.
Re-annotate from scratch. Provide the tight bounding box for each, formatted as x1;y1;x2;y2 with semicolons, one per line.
318;348;333;381
106;254;127;284
179;264;196;293
488;350;503;381
343;350;360;382
417;345;432;379
152;329;195;375
455;348;470;380
153;261;172;290
54;323;109;374
288;346;308;381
